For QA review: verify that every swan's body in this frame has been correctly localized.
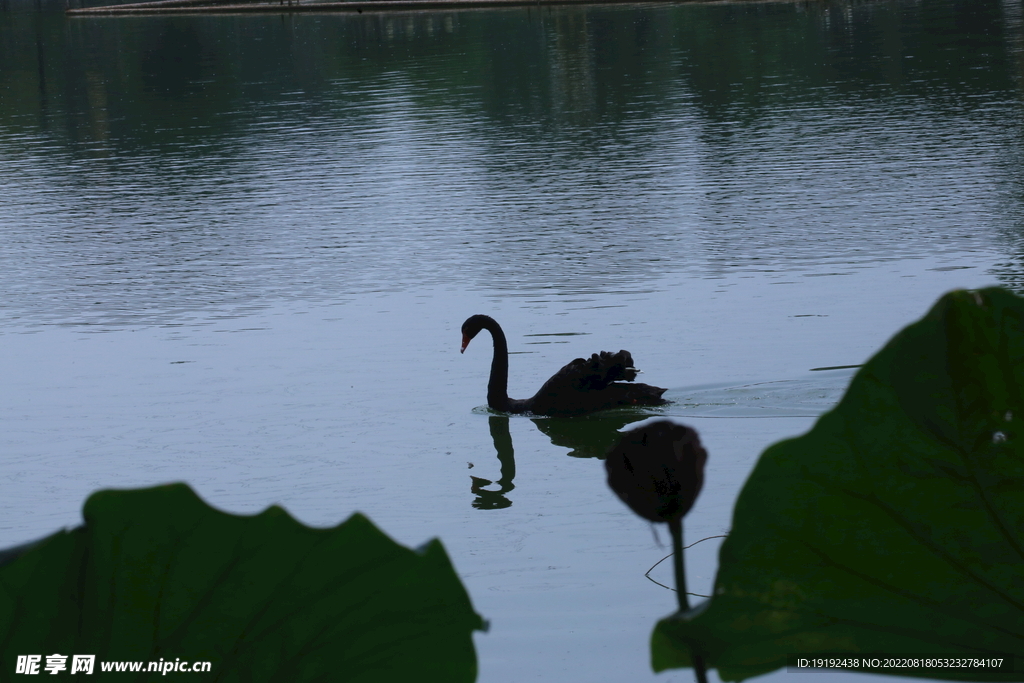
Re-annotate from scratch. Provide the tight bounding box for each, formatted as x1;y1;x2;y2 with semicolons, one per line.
460;315;668;416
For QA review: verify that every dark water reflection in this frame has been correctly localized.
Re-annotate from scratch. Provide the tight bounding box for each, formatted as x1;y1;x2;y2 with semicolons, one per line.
531;412;655;459
472;411;652;509
472;416;517;509
2;0;1023;328
468;409;655;509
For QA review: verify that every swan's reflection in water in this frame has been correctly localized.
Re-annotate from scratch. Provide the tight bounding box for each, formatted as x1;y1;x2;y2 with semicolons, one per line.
471;411;653;509
531;412;652;459
471;416;517;509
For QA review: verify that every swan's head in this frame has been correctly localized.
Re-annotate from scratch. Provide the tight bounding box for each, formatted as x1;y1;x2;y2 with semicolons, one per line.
461;314;495;353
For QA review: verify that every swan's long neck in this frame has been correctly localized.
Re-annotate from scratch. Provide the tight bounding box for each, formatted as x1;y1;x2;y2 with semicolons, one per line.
483;319;511;411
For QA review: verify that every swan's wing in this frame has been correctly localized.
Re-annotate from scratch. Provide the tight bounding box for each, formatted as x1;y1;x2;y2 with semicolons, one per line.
538;350;637;394
570;350;639;389
529;351;660;415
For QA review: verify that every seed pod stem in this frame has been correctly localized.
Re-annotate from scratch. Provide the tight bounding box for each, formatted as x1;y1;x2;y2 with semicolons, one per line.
669;517;708;683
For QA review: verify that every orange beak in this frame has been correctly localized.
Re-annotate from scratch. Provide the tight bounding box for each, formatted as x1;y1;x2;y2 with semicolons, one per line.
461;334;471;354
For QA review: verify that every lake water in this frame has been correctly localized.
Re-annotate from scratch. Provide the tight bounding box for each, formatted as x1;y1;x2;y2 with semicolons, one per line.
2;0;1023;680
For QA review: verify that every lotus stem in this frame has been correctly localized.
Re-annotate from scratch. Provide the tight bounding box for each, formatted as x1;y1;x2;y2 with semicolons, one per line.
669;517;708;683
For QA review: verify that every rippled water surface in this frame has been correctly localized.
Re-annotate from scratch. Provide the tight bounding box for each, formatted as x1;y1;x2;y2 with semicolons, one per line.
2;0;1023;680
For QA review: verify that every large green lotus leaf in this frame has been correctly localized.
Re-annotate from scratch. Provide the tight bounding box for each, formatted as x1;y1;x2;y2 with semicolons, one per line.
0;484;484;681
653;288;1024;681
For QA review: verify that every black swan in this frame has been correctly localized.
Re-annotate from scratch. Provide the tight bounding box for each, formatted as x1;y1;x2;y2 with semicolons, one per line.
460;314;668;416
